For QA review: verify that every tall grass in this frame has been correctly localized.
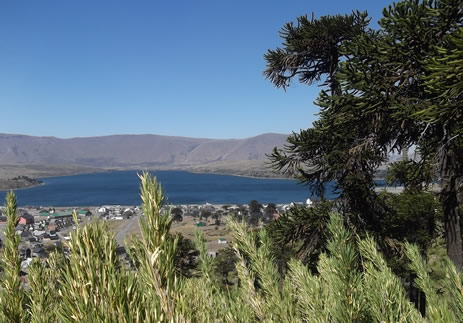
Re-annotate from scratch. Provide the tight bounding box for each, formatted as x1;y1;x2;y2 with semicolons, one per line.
0;172;462;322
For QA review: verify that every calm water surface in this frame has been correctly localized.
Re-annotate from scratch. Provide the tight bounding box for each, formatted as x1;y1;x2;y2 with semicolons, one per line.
0;170;339;206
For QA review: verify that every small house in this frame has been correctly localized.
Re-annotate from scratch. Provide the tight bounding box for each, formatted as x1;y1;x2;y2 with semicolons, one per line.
123;209;134;218
202;203;215;212
28;237;39;243
273;212;280;220
39;210;49;217
32;246;45;258
21;258;33;269
19;214;34;225
53;210;73;218
306;198;313;207
20;231;32;240
33;230;46;236
78;209;92;217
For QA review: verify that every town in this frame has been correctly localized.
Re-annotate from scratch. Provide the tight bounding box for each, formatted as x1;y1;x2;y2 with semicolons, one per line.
0;199;314;275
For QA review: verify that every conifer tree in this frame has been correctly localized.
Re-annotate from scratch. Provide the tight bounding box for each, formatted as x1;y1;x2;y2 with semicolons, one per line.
266;0;463;268
264;11;369;94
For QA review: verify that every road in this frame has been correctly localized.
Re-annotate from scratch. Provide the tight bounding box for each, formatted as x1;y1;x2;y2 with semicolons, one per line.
114;215;140;246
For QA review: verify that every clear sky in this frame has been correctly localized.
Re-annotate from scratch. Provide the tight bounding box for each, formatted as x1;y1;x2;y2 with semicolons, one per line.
1;0;392;139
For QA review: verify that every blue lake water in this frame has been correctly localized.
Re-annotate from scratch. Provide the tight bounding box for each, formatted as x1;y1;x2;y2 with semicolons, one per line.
0;170;339;206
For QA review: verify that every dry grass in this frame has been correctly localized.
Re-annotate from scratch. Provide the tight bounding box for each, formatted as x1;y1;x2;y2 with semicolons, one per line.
168;217;232;251
107;219;124;231
118;216;232;252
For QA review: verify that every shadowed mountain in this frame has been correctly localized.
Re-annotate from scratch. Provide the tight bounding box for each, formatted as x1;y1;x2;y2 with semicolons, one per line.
0;133;288;168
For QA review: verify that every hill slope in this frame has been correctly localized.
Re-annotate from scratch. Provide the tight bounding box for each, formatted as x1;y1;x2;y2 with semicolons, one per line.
0;133;288;168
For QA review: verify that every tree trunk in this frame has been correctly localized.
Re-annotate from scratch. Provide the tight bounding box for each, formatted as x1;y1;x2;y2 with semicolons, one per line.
439;127;463;269
401;147;409;162
329;49;340;97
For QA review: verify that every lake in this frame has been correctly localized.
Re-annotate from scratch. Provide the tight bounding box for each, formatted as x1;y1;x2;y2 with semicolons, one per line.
0;170;339;206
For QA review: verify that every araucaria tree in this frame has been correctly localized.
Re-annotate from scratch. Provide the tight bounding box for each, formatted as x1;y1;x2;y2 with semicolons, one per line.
265;0;463;267
264;11;369;95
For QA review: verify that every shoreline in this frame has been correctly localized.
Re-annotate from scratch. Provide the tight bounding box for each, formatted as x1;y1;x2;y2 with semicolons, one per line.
184;169;288;180
0;164;111;190
0;181;46;192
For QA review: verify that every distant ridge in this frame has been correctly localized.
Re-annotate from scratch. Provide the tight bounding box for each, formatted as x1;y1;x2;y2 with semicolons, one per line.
0;133;288;168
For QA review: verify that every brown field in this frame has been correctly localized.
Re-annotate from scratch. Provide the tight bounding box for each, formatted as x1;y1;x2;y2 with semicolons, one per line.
109;216;231;251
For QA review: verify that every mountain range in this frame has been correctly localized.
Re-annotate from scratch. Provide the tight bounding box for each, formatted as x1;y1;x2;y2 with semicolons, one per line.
0;133;288;169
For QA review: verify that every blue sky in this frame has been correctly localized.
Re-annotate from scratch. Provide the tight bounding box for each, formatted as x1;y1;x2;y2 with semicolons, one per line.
1;0;392;139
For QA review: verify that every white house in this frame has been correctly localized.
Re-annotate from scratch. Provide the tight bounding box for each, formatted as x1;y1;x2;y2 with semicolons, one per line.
306;198;313;207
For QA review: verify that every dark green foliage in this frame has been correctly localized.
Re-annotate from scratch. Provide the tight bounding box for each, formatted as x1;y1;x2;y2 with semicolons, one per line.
424;27;463;124
213;247;238;285
171;207;183;217
377;191;441;277
173;233;199;277
348;0;463;266
211;210;222;221
247;200;263;226
266;0;463;267
171;207;184;222
267;202;333;271
265;10;382;222
248;200;263;215
264;11;369;94
264;203;276;215
263;203;277;223
200;209;211;221
380;192;439;249
247;215;260;227
386;159;435;191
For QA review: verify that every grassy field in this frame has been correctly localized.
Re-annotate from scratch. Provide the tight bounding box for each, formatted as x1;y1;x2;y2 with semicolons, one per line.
108;216;232;252
170;217;231;251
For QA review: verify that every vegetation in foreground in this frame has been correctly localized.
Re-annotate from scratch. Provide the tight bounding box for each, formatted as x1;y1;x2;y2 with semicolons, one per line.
0;172;461;322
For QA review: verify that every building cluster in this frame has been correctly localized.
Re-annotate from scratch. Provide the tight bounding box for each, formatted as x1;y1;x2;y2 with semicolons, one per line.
0;199;315;278
166;200;318;224
0;205;142;276
96;205;140;220
0;207;94;275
